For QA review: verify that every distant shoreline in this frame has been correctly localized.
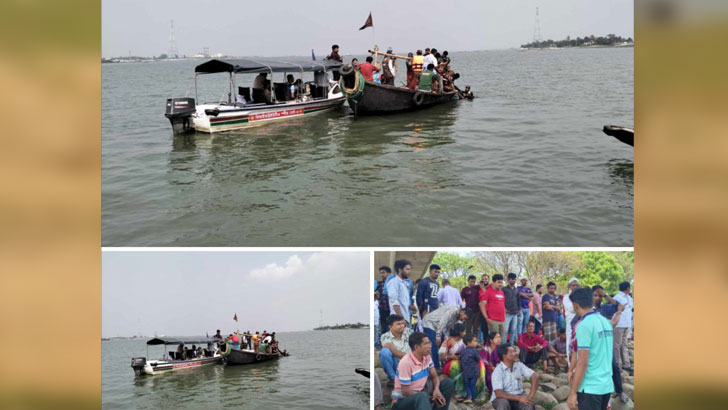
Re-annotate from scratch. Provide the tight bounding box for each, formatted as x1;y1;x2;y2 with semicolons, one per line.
313;323;368;331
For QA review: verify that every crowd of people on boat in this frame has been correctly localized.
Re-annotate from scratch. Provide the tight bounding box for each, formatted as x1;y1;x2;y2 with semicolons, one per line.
326;45;473;100
374;260;634;410
213;329;285;355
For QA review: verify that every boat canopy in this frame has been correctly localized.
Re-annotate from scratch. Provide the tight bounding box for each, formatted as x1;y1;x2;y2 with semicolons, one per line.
146;337;219;346
195;58;342;74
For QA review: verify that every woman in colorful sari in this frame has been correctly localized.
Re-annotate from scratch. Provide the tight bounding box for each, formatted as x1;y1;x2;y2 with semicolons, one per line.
441;324;486;401
480;332;502;393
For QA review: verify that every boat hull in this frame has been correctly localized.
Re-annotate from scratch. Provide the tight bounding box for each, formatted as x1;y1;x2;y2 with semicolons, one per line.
225;348;281;365
140;355;223;375
348;81;458;115
192;97;345;133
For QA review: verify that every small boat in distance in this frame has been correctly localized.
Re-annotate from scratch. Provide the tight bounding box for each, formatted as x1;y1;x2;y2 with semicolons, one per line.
165;58;345;134
131;337;223;376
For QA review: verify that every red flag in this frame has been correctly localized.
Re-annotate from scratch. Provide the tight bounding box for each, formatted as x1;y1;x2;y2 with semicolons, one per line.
233;313;238;322
359;12;373;30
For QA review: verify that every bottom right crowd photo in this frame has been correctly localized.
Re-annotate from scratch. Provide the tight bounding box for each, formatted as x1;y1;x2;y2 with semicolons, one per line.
373;251;634;410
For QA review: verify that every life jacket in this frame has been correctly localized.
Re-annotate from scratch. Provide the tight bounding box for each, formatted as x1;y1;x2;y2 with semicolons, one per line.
418;70;433;91
412;55;424;73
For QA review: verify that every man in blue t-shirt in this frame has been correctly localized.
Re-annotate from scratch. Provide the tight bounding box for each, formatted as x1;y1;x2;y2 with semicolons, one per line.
567;287;614;410
416;264;441;318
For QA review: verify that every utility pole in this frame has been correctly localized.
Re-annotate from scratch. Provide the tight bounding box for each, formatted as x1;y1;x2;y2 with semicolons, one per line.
169;20;178;58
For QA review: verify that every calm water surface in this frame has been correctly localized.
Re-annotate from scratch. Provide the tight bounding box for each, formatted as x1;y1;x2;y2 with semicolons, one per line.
102;329;369;409
102;49;633;246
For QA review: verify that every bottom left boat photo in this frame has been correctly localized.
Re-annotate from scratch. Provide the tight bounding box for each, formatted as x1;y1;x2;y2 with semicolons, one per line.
102;250;370;410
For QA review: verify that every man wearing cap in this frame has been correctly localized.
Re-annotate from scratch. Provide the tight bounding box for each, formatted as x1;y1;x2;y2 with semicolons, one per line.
562;278;580;363
381;48;397;85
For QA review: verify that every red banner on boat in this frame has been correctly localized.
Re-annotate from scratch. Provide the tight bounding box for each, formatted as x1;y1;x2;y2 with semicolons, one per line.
359;12;373;30
173;361;201;369
250;108;304;122
233;313;238;322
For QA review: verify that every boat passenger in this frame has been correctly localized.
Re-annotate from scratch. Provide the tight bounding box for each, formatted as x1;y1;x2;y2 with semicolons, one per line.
412;50;424;75
253;72;272;104
176;343;184;360
440;50;450;65
326;44;343;81
253;331;260;352
190;345;198;359
424;48;438;69
418;64;436;92
213;330;223;340
286;74;297;100
381;48;396;86
228;333;241;350
406;52;418;90
357;56;380;82
351;58;359;70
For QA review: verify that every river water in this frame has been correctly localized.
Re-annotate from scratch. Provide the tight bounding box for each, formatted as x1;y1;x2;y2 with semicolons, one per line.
102;329;369;409
102;48;633;246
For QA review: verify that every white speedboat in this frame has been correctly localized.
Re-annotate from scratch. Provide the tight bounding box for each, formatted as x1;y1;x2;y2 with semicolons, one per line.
131;337;224;376
165;58;345;134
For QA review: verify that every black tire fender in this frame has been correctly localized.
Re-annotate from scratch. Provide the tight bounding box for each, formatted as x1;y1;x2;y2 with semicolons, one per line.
412;91;425;106
255;354;262;361
340;64;354;76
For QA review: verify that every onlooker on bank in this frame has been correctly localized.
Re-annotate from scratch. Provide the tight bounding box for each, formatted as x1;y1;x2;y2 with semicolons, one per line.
380;314;413;388
479;274;506;342
461;275;481;338
502;273;521;344
613;281;634;372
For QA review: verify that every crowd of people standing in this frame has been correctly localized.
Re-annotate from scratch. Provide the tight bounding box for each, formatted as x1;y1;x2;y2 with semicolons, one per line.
326;45;473;99
374;259;634;410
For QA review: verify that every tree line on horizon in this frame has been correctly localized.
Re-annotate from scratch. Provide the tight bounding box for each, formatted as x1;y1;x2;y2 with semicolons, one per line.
521;34;633;49
313;322;368;331
431;251;633;296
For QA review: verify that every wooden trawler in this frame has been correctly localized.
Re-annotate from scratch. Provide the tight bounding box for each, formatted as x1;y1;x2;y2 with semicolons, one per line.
131;337;224;376
165;58;345;134
219;340;288;365
339;47;461;116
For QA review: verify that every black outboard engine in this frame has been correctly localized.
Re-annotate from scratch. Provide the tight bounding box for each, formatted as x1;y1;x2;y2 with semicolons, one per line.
165;97;196;134
131;357;147;375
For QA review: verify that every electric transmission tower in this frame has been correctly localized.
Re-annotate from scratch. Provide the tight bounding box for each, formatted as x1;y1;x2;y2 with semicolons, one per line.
169;20;178;58
533;7;543;43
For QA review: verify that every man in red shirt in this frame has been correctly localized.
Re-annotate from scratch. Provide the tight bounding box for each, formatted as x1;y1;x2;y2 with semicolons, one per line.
518;321;549;372
479;273;505;342
357;56;380;82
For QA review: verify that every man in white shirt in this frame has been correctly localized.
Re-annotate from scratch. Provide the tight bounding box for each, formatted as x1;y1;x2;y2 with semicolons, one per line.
613;281;634;371
437;279;463;308
423;48;438;70
562;277;580;364
387;259;415;325
490;344;540;410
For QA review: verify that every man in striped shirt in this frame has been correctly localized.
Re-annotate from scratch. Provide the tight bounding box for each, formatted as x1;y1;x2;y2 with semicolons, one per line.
392;332;455;410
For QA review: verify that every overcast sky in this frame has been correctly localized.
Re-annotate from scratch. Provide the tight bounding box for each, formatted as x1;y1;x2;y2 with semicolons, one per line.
102;251;369;338
102;0;633;57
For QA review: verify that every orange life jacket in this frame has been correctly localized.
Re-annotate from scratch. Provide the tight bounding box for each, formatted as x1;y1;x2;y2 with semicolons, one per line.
412;55;424;73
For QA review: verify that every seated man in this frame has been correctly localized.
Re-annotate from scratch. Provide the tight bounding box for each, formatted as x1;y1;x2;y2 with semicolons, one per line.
547;328;568;373
380;314;413;388
491;344;540;410
253;72;272;104
286;74;297;101
517;321;549;372
392;332;455;410
418;64;436;92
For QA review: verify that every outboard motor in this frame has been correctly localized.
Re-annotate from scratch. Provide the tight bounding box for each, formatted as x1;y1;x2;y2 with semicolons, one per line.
164;97;196;134
131;357;147;375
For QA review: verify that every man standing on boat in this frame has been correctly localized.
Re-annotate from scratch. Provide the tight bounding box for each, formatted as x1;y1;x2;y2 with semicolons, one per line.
253;72;272;104
409;50;424;90
213;329;223;340
326;44;343;80
381;48;397;86
358;56;380;82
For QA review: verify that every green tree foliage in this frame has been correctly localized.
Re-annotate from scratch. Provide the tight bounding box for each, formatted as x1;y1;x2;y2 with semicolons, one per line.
570;252;625;295
521;34;633;49
434;251;632;296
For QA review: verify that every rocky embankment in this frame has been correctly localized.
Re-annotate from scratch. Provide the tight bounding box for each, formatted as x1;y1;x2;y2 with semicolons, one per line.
374;342;634;410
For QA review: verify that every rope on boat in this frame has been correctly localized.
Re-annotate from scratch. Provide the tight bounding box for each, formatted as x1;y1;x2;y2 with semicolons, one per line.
339;71;365;104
